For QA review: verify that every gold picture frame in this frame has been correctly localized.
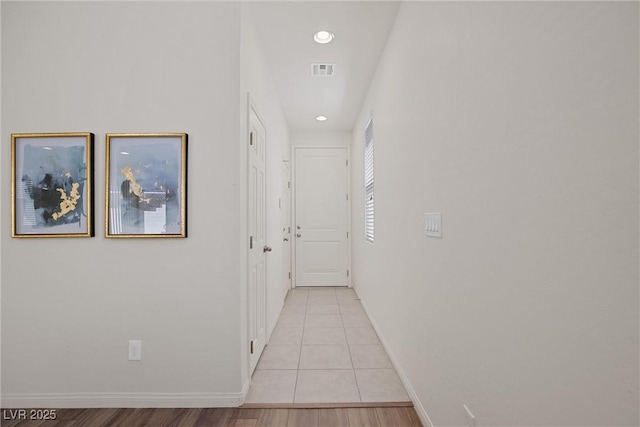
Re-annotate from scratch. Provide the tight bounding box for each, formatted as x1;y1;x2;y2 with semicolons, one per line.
105;133;187;238
11;133;94;238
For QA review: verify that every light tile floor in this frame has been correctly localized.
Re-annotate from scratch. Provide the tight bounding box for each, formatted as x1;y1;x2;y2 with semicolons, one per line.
245;287;411;404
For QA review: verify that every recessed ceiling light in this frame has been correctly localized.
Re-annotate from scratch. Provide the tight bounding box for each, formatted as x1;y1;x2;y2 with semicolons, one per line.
316;115;328;122
313;30;334;44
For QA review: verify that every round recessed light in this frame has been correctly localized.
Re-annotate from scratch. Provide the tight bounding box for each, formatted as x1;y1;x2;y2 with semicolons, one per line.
316;115;328;122
313;30;334;44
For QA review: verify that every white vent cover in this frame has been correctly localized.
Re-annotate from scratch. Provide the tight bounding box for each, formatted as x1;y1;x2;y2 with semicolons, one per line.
311;63;335;76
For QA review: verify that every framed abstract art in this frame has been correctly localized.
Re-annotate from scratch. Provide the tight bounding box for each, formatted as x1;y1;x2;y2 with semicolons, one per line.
11;133;94;237
105;133;187;238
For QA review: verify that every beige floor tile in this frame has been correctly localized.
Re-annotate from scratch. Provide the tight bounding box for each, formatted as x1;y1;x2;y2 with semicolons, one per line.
269;327;303;346
337;293;360;305
308;294;338;305
355;369;410;402
345;327;380;345
335;288;357;297
277;313;305;328
294;370;360;403
256;345;300;370
306;287;337;294
245;370;297;403
306;304;340;315
281;304;307;315
339;303;365;315
341;313;372;328
305;314;343;328
248;287;407;405
299;345;353;369
285;294;308;305
302;328;347;346
349;345;393;369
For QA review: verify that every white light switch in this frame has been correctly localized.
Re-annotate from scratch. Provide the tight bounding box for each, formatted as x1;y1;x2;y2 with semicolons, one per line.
128;340;142;361
425;213;442;238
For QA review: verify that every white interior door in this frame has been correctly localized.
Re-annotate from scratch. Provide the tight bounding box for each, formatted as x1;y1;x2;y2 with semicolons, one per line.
282;160;292;290
248;104;267;374
294;148;349;287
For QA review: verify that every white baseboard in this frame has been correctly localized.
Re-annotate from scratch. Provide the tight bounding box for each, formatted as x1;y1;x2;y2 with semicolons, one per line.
358;298;435;427
240;377;251;405
1;392;244;408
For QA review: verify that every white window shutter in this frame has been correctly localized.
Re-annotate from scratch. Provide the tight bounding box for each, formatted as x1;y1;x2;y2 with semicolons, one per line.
364;117;374;242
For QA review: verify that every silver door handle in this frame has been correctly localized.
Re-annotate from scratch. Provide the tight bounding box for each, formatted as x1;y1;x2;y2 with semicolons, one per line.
296;233;302;238
297;225;301;230
283;237;289;242
263;246;272;253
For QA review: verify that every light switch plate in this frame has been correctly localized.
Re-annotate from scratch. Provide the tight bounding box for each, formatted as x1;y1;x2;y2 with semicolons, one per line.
425;213;442;237
128;340;142;361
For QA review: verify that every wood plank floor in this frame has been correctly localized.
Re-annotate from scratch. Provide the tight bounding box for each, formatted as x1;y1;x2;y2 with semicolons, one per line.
0;407;422;426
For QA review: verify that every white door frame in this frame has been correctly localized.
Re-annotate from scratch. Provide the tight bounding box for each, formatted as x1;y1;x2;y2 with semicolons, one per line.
291;146;351;288
282;159;292;291
247;95;268;375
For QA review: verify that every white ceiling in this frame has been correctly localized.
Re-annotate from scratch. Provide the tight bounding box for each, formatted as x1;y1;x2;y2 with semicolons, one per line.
249;1;401;132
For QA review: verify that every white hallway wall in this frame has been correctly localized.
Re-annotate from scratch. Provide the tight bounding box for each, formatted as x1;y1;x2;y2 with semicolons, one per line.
239;3;291;386
1;1;290;406
290;130;352;148
1;1;252;406
352;2;639;426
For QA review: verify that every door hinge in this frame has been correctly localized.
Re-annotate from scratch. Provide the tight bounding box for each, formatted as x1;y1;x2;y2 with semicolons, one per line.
346;194;349;201
250;340;254;354
346;159;349;166
347;231;349;239
250;236;253;249
288;181;291;189
347;269;350;277
288;272;291;279
249;132;254;146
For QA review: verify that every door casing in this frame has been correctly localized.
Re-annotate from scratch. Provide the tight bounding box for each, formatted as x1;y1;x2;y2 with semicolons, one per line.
282;160;292;291
247;97;267;375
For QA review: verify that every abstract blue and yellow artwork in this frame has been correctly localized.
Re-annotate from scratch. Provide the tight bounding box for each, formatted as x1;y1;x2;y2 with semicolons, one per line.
106;133;187;238
12;133;94;237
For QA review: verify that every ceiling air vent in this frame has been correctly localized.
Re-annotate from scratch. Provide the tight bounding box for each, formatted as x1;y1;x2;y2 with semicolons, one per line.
311;63;335;77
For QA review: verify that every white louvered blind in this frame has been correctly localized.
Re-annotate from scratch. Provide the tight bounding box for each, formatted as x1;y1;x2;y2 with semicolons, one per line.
364;117;374;242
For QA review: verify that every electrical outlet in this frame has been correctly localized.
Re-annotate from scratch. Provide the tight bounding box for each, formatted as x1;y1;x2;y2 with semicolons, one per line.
128;340;142;361
463;404;476;427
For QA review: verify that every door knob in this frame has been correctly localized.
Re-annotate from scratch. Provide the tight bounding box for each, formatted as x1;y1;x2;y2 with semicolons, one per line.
296;225;301;230
263;246;272;253
283;237;289;242
296;233;301;238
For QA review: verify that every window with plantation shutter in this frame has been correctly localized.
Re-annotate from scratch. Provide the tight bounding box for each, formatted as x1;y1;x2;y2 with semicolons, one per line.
364;117;374;242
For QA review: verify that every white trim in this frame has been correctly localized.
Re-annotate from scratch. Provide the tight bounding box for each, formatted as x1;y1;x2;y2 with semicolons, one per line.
358;290;434;427
290;146;352;289
240;377;251;405
1;392;245;408
345;145;352;288
266;292;286;345
246;93;269;377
